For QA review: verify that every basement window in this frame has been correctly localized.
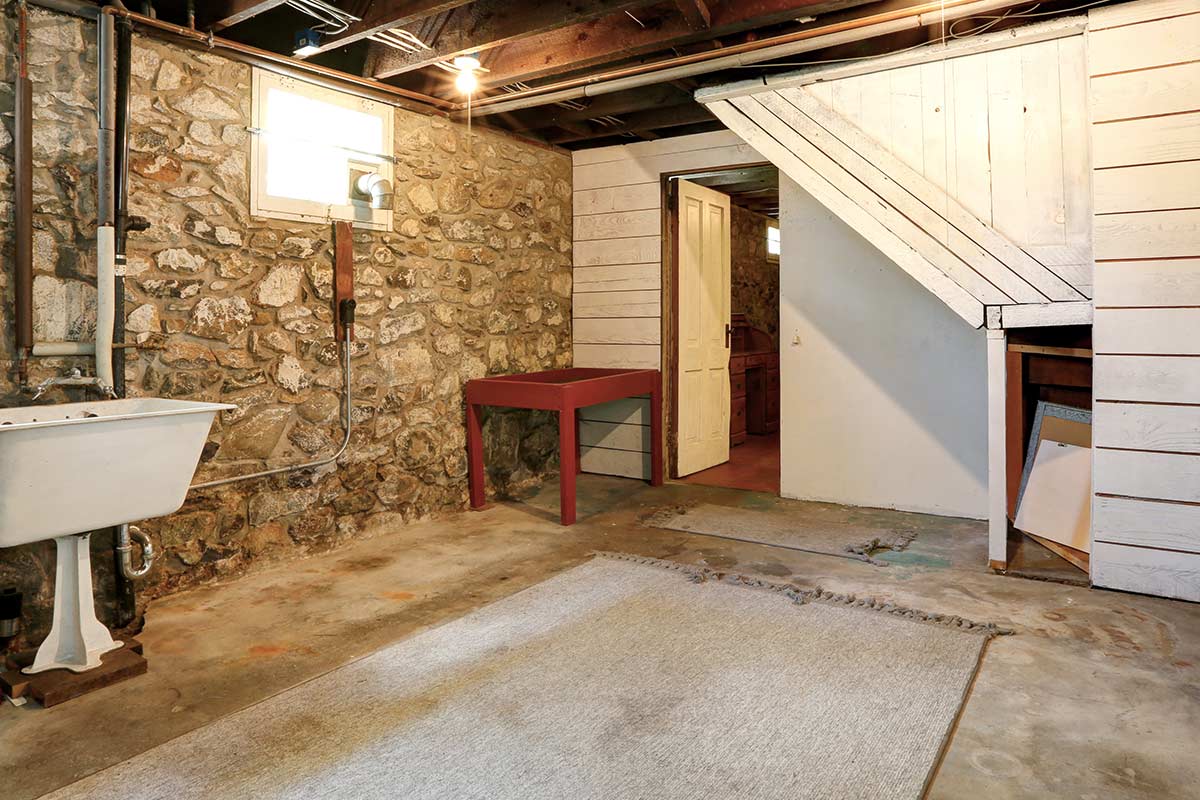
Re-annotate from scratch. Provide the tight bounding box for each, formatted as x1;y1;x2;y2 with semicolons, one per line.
766;221;781;261
250;69;394;231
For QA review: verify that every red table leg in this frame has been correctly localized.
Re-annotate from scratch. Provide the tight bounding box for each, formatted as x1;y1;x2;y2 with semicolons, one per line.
559;408;577;525
650;381;664;486
467;402;486;510
575;410;582;475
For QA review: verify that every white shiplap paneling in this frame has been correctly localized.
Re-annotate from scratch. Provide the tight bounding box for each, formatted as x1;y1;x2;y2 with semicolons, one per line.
1088;0;1200;602
572;131;765;479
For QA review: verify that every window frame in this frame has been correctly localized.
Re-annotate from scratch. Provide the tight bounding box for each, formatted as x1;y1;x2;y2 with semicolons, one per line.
249;69;394;231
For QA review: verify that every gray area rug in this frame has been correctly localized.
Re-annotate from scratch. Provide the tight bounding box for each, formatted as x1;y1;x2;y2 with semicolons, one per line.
647;503;918;565
47;554;999;800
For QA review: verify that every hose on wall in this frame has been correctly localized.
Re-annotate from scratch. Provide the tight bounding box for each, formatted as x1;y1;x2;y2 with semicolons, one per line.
189;302;357;491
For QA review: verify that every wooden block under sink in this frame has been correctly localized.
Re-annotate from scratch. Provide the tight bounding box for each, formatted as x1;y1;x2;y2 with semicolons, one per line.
3;638;146;707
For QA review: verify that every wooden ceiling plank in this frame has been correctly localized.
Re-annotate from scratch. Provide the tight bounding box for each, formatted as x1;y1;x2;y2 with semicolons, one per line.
551;102;715;144
674;0;713;29
503;84;694;132
203;0;291;31
476;0;872;88
370;0;659;79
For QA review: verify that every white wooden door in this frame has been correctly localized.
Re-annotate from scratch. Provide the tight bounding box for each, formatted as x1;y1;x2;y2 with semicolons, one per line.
675;179;731;476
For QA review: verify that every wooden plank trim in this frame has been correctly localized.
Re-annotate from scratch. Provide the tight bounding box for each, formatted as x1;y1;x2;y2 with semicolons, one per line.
1089;0;1200;31
1090;540;1200;602
999;301;1094;328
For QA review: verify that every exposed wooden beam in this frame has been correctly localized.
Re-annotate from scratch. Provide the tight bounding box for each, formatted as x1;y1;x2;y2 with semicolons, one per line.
474;0;872;89
297;0;477;57
369;0;657;79
203;0;291;31
503;84;694;132
675;0;713;29
550;102;715;143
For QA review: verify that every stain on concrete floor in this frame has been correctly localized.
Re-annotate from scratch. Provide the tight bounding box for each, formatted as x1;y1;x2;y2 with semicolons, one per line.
2;474;1198;799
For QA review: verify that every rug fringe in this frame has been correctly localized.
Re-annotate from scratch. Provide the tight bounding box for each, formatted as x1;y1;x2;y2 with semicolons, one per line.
592;551;1014;639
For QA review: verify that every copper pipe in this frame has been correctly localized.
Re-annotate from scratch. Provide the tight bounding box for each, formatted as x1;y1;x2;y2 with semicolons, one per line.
458;0;1018;113
94;5;455;113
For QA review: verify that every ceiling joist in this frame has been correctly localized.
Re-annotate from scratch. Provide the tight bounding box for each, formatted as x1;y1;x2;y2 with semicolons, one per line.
203;0;291;31
296;0;477;57
367;0;658;79
674;0;713;29
473;0;871;90
550;102;716;143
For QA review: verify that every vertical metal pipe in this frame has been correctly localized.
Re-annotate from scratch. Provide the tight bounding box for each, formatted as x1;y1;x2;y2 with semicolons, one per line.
111;17;135;626
111;15;135;623
97;13;116;228
113;16;131;400
14;2;34;375
95;12;116;394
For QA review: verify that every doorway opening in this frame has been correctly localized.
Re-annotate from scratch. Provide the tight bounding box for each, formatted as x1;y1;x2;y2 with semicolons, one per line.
665;164;781;495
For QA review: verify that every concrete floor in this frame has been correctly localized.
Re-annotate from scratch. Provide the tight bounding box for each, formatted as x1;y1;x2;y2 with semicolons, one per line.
3;475;1198;799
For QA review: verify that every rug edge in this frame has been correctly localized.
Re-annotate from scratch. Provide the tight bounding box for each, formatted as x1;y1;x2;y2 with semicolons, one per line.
592;551;1014;639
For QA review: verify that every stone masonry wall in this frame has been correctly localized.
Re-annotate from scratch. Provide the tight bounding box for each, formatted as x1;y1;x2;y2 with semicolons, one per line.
0;9;572;650
731;204;779;347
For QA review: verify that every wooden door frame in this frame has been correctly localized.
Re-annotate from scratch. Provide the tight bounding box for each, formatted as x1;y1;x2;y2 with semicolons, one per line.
661;162;770;479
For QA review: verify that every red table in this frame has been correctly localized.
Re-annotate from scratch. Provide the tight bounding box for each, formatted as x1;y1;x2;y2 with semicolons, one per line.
465;368;663;525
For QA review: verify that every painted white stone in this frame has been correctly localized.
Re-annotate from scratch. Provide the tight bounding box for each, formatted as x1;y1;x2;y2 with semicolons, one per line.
156;60;185;91
275;355;311;394
126;303;160;334
253;264;304;308
156;248;205;273
174;87;240;121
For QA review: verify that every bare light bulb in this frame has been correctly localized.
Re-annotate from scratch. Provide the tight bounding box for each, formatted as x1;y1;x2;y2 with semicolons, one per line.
455;67;478;95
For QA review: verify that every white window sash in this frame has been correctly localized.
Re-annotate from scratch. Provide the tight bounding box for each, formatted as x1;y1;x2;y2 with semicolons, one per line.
250;69;394;231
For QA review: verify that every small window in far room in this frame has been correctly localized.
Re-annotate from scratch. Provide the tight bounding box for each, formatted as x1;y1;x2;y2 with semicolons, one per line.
250;69;394;231
766;221;781;261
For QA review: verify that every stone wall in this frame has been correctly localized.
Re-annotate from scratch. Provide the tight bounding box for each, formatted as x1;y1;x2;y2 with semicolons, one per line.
0;9;572;650
731;204;779;347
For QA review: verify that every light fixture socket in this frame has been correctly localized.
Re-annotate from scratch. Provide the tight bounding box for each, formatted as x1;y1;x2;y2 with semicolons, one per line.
453;54;482;71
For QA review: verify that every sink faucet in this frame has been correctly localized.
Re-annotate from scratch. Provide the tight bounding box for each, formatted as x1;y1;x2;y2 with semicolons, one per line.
30;368;112;401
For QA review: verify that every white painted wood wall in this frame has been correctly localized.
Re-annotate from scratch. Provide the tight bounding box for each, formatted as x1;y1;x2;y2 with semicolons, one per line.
1088;0;1200;602
572;131;762;478
804;35;1095;296
698;18;1096;331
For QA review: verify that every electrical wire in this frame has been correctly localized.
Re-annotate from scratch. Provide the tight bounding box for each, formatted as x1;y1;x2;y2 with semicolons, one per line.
287;0;359;35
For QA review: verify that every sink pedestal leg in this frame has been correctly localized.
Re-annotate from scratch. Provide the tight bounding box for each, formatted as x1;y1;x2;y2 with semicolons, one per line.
24;534;122;674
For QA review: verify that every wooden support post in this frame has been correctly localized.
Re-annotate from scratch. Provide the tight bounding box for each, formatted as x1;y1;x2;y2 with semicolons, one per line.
987;328;1008;570
333;221;355;342
1005;349;1025;518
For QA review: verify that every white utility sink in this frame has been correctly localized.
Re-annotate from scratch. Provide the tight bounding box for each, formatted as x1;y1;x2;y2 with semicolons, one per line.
0;397;232;673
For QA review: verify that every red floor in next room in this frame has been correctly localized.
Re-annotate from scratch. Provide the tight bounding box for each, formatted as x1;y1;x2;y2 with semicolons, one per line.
676;432;780;495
